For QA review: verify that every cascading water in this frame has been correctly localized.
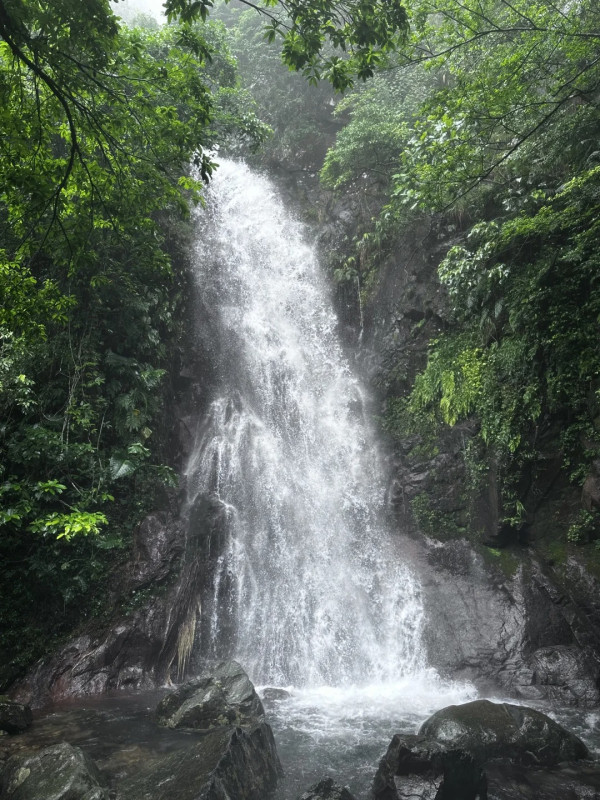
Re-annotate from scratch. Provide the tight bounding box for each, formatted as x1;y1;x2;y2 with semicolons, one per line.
185;159;475;795
186;158;423;686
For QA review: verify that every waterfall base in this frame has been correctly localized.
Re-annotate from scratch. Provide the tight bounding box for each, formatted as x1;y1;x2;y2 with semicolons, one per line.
1;685;599;799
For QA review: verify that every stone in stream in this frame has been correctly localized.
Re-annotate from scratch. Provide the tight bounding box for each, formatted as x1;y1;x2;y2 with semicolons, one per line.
418;699;589;766
372;733;487;800
118;722;282;800
298;777;357;799
144;661;282;798
156;660;265;730
372;699;590;800
0;742;108;800
261;687;292;703
0;699;32;735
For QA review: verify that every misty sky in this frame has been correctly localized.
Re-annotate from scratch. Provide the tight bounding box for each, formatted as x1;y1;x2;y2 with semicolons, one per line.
112;0;166;21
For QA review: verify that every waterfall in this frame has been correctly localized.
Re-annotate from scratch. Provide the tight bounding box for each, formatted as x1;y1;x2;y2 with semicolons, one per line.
185;160;426;688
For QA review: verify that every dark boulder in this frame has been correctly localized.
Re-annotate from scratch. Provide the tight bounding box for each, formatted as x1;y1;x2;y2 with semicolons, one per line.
373;700;590;799
0;742;108;800
0;699;32;734
119;722;282;800
299;777;357;799
419;699;589;766
372;733;487;800
156;660;264;730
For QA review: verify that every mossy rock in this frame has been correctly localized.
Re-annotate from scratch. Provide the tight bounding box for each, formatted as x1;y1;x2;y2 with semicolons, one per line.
156;660;264;731
119;723;282;800
0;742;107;800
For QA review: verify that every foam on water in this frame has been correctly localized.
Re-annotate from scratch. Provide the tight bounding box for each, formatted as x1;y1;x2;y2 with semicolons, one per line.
262;673;477;739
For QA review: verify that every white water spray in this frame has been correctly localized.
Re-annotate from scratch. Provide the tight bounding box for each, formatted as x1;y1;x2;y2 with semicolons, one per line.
185;160;428;690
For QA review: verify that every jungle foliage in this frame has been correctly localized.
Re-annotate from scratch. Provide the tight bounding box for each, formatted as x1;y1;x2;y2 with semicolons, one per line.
320;0;600;534
0;0;411;685
223;4;336;164
0;0;269;682
166;0;410;91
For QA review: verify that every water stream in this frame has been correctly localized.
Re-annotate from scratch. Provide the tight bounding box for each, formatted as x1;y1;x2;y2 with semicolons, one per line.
183;159;476;793
187;159;424;684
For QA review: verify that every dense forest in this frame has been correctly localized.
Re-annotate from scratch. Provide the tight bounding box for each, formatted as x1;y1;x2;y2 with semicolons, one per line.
319;0;600;560
1;0;599;689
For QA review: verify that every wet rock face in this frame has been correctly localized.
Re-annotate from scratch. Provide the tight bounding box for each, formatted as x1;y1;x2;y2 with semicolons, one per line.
299;777;357;799
12;613;172;708
524;645;600;707
119;722;282;800
0;700;32;734
11;512;188;708
420;539;600;708
156;660;264;731
419;699;589;766
0;742;108;800
421;539;525;690
582;460;600;512
372;733;487;800
373;700;590;800
485;761;600;800
130;511;183;587
11;496;229;708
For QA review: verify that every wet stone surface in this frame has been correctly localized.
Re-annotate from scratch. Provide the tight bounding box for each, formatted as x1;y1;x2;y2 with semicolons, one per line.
1;690;599;800
119;723;281;800
0;700;32;735
298;777;357;799
156;660;265;731
419;699;589;765
0;742;108;800
486;761;600;799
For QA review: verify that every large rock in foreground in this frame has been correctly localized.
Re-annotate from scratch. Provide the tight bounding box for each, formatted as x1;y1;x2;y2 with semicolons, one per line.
119;722;282;800
372;700;590;800
419;699;589;766
372;734;487;800
0;699;32;734
156;660;264;730
0;742;108;800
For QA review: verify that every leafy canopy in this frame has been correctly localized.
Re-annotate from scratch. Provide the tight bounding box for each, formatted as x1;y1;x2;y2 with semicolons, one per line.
165;0;410;90
317;0;600;529
0;0;267;679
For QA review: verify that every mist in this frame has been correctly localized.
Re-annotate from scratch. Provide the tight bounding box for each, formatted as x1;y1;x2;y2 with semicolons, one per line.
112;0;165;22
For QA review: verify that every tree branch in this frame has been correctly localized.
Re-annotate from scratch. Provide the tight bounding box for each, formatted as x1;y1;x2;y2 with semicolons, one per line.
0;0;78;242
